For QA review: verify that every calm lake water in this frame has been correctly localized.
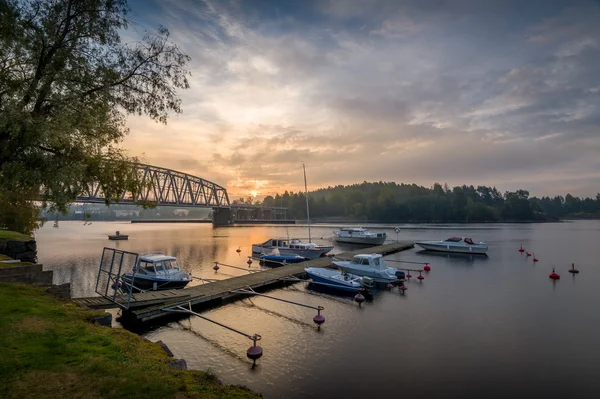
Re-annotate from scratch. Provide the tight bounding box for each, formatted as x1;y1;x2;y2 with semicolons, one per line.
36;220;600;398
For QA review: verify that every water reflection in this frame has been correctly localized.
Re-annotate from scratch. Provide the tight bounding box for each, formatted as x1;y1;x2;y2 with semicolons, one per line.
35;220;600;399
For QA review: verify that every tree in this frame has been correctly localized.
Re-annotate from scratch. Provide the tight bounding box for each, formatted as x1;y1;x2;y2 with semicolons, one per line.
0;0;190;233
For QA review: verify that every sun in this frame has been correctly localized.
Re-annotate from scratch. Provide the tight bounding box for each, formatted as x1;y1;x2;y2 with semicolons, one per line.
250;190;258;197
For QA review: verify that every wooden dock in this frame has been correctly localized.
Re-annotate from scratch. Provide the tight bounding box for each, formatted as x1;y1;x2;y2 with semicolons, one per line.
73;241;414;321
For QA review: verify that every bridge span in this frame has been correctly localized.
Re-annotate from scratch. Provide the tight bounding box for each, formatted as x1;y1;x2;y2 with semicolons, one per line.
74;163;287;225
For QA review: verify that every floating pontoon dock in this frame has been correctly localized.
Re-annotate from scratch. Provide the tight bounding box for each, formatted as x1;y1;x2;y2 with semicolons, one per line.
73;241;414;321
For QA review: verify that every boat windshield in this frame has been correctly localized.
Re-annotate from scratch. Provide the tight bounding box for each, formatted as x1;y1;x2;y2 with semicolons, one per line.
163;260;179;270
137;261;156;274
154;261;165;272
464;238;475;245
445;237;463;242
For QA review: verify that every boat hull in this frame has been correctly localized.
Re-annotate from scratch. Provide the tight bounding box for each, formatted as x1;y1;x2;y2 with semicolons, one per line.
259;255;307;265
305;271;362;293
108;235;128;240
333;263;399;283
120;274;190;292
334;236;387;245
252;245;330;259
416;242;487;254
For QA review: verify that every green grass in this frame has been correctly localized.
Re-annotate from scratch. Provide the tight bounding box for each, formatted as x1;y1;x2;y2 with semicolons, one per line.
0;283;261;399
0;230;31;242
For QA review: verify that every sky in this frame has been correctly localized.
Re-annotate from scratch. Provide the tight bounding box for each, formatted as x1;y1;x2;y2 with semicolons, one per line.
123;0;600;200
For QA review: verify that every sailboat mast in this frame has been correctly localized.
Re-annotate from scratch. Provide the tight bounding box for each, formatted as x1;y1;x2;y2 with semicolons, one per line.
303;163;311;243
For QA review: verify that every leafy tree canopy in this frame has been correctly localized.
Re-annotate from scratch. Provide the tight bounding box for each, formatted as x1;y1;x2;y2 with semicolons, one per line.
0;0;190;233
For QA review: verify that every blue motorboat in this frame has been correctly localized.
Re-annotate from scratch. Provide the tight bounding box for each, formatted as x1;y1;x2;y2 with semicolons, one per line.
305;267;372;293
120;254;191;292
259;253;307;265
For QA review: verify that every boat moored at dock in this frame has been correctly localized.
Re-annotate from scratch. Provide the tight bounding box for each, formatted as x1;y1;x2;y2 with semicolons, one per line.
305;267;373;293
120;254;191;292
333;227;387;245
332;254;404;283
416;236;488;254
252;238;333;259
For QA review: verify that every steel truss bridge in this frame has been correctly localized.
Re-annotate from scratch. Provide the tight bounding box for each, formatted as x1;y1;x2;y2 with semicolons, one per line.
76;163;230;208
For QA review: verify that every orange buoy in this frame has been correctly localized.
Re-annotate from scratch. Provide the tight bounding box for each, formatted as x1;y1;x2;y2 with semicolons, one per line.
568;263;579;273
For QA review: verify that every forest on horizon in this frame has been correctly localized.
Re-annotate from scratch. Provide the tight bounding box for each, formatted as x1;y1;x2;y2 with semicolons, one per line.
233;182;600;222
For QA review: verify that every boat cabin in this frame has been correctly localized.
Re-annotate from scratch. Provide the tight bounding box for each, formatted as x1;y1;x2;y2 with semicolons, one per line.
340;227;367;233
134;254;183;276
444;237;476;245
350;254;387;270
260;238;317;250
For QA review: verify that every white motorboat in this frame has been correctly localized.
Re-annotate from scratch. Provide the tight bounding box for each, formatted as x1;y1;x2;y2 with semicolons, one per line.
252;238;333;259
416;236;488;254
333;227;387;245
332;254;404;283
304;267;373;292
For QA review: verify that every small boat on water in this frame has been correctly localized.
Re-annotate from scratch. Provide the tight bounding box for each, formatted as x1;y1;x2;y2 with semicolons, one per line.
305;267;373;293
332;254;404;283
333;227;387;245
120;254;191;292
252;238;333;259
259;249;307;265
416;236;488;254
108;231;128;240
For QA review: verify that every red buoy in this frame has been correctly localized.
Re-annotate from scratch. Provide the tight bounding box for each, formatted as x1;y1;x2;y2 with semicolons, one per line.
399;285;407;291
313;314;325;326
399;278;406;283
533;254;539;262
247;257;253;266
518;245;525;253
213;262;220;271
526;252;531;257
406;273;413;279
354;292;365;305
423;263;431;272
417;274;424;280
549;268;560;280
386;283;393;290
247;345;263;360
236;247;241;253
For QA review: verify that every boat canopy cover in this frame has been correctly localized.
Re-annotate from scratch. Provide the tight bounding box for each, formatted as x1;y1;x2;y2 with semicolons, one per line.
464;237;475;244
444;237;463;242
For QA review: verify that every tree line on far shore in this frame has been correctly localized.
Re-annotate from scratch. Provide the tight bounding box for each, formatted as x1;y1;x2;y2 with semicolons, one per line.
234;182;600;222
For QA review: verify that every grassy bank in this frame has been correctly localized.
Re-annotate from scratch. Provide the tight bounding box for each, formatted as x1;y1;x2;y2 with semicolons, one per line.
0;230;31;241
0;283;260;399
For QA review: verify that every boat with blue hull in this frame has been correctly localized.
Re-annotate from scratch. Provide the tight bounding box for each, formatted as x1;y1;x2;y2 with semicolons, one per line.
259;254;307;265
305;267;373;293
120;254;191;293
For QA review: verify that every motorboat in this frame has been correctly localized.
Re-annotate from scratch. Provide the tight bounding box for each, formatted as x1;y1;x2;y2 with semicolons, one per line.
416;236;488;254
333;227;387;245
259;248;307;265
120;254;191;292
332;254;404;283
305;267;373;293
108;231;128;240
252;238;333;259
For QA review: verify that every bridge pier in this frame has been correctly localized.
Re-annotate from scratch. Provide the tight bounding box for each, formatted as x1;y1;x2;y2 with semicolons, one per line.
212;207;234;226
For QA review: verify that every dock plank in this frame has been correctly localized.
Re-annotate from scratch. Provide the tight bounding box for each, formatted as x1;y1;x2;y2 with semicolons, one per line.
72;241;414;320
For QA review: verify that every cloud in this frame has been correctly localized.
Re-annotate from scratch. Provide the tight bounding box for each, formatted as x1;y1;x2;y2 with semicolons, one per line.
123;0;600;199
